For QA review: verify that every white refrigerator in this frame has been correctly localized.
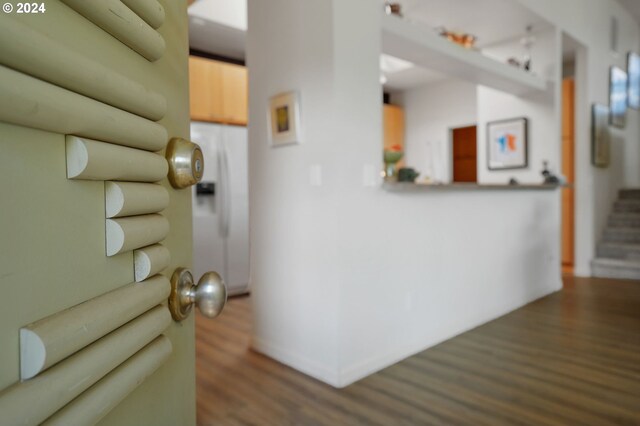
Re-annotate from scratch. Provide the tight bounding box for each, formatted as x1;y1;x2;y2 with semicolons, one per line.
190;122;250;296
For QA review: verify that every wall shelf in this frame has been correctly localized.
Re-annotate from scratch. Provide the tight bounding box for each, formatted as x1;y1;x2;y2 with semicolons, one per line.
383;182;561;192
381;14;548;96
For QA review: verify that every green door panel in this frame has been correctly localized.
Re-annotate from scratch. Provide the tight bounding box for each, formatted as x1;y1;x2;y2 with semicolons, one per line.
0;0;195;424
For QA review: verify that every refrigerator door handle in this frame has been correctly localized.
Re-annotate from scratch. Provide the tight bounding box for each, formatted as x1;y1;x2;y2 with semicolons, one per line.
216;142;226;237
221;142;231;239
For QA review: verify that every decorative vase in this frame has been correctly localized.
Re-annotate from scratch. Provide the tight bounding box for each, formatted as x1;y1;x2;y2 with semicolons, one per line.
383;150;404;180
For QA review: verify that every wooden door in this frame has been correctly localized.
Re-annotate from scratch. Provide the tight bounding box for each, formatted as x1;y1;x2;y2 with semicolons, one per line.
562;79;575;272
0;1;197;425
452;125;477;183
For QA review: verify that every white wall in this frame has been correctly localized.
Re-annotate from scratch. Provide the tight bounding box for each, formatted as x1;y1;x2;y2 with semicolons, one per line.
514;0;640;276
249;0;561;388
477;28;560;184
394;79;477;182
247;0;342;384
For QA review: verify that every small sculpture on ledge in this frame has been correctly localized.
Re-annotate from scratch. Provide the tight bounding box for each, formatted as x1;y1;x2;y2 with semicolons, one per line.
436;27;477;49
398;167;420;183
541;161;560;184
383;2;402;17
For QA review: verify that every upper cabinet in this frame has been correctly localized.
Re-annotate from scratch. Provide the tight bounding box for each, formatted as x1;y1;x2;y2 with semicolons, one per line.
189;56;248;126
383;104;404;152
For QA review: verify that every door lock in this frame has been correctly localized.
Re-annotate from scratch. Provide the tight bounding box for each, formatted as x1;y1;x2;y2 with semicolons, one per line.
165;137;204;189
168;268;227;321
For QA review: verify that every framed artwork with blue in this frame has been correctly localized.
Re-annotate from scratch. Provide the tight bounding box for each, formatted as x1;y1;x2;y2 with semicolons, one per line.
610;66;627;127
487;117;528;170
627;52;640;110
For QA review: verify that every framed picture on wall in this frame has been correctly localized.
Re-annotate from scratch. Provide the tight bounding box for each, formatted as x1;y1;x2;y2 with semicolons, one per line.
592;104;611;167
609;66;627;127
627;52;640;110
487;117;528;170
268;91;302;146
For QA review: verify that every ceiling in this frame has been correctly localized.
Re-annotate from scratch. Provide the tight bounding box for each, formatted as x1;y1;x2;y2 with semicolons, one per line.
618;0;640;25
188;15;245;60
383;65;448;90
188;0;246;60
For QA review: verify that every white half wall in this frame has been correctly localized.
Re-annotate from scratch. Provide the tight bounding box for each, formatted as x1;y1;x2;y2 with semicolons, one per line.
335;188;562;387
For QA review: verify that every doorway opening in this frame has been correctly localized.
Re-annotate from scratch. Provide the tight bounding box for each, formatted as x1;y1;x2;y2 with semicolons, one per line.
451;125;478;183
561;33;580;275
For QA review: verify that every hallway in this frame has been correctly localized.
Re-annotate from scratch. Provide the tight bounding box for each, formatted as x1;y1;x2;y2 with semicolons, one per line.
196;277;640;425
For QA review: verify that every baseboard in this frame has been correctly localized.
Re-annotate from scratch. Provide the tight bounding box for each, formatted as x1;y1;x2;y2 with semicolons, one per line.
251;281;561;389
250;337;341;387
336;281;562;387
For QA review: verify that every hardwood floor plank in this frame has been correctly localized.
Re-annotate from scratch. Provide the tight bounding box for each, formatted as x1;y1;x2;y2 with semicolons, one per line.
386;359;569;426
426;345;637;424
454;333;640;398
362;370;500;425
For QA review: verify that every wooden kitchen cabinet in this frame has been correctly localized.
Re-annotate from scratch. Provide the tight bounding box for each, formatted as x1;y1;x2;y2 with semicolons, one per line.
383;104;404;151
221;64;248;125
383;104;405;167
189;56;248;125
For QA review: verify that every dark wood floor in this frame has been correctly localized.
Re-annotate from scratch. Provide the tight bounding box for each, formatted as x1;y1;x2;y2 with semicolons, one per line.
196;277;640;425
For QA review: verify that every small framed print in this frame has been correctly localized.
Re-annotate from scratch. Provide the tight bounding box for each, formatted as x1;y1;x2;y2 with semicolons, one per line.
609;66;627;127
592;104;610;168
628;52;640;110
487;117;528;170
269;91;301;146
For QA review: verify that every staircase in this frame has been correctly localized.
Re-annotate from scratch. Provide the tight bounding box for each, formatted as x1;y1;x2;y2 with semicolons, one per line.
592;189;640;280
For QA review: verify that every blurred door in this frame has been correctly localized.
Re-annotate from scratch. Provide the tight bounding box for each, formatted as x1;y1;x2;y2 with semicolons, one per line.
452;125;477;183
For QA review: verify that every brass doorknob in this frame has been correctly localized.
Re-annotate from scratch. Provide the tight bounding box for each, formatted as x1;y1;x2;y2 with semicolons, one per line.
168;268;227;321
165;137;204;189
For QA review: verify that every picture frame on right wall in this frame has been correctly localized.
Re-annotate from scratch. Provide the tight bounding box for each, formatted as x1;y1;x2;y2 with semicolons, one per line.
628;52;640;110
487;117;528;170
609;66;628;127
592;103;610;168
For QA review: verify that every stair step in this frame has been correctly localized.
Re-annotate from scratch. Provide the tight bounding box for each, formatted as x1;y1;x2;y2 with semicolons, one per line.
619;188;640;200
608;213;640;227
592;258;640;280
597;242;640;260
603;227;640;243
614;199;640;213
